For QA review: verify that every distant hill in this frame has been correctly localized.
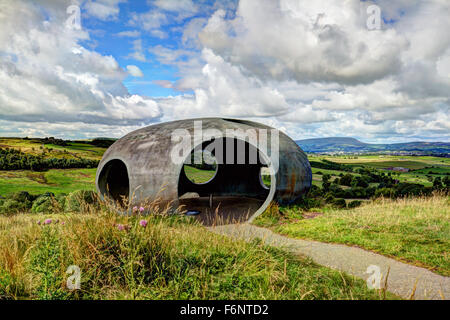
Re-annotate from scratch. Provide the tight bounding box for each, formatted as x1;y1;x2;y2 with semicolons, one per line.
296;137;450;155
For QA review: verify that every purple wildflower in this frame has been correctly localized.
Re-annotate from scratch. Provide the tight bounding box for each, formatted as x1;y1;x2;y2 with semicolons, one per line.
37;220;41;225
139;207;145;213
133;206;138;213
44;219;52;225
117;224;125;231
139;220;148;228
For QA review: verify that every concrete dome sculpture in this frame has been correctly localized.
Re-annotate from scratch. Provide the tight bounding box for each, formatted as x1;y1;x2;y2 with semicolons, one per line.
96;118;312;225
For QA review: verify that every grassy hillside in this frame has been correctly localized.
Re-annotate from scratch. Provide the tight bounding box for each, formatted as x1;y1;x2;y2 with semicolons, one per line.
0;137;106;198
255;195;450;276
0;138;106;160
308;154;450;188
0;209;392;300
0;169;96;197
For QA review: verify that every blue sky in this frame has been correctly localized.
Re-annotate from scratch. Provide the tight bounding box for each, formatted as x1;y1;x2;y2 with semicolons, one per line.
83;1;188;97
0;0;448;142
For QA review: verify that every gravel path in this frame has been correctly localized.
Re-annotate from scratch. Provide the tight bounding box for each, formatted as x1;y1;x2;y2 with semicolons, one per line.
210;224;449;300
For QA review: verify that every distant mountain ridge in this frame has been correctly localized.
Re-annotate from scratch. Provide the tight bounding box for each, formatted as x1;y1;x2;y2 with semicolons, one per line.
296;137;450;155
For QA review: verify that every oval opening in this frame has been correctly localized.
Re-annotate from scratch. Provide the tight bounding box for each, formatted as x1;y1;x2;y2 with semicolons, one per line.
98;159;130;206
183;149;218;185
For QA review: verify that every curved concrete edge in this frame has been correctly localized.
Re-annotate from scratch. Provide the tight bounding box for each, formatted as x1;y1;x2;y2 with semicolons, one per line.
210;224;449;300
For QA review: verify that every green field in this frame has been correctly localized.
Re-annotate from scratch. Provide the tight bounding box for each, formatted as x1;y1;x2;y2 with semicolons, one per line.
0;169;97;197
184;165;216;184
0;138;105;160
315;154;450;169
308;154;450;188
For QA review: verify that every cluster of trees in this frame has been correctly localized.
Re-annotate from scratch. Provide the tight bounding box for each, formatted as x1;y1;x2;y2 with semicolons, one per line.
88;138;117;148
306;167;449;209
38;137;68;146
309;159;354;172
0;148;99;171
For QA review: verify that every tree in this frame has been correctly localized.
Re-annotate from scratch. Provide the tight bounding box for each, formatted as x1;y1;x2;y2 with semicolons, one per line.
340;173;353;186
443;176;450;188
433;177;443;189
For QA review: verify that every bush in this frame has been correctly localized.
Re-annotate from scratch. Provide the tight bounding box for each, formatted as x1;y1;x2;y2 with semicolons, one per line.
325;194;335;203
65;190;97;213
348;200;362;208
339;174;353;187
332;198;347;209
31;195;58;214
0;199;30;215
56;194;67;208
374;188;395;198
351;177;369;188
11;191;37;203
0;147;99;171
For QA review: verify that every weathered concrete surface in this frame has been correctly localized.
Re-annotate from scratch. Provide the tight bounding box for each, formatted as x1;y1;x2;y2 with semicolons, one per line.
96;118;312;221
211;224;449;300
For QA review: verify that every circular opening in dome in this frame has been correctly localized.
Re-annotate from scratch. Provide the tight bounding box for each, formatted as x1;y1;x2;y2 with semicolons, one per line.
98;159;130;206
260;166;271;189
183;149;218;185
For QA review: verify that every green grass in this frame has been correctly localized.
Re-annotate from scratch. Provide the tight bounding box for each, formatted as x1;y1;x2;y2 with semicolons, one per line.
0;211;396;300
183;165;216;184
255;195;450;276
0;138;106;160
44;142;105;160
318;155;450;166
0;169;96;197
308;154;450;188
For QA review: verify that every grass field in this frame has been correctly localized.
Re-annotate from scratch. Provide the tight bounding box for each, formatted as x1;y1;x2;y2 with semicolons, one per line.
255;195;450;276
0;169;97;197
0;210;394;300
313;155;450;167
184;165;216;184
308;154;450;187
0;138;105;160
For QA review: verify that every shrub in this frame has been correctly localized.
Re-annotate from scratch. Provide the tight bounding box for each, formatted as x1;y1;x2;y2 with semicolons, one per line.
11;191;37;203
325;194;335;203
332;198;347;209
64;190;97;213
308;185;322;198
0;199;30;215
339;174;353;187
374;188;395;198
348;187;367;199
351;177;369;188
56;194;67;209
31;195;57;214
348;200;362;208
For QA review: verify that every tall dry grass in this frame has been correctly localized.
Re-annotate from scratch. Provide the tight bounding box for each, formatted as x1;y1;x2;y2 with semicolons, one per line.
0;197;390;300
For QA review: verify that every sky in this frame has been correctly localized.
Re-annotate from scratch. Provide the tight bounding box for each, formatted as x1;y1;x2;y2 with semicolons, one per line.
0;0;449;143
